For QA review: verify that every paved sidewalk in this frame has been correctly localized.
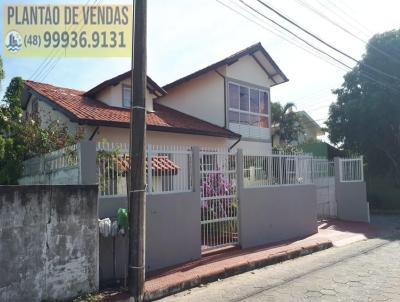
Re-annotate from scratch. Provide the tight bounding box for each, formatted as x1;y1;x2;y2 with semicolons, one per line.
100;219;382;301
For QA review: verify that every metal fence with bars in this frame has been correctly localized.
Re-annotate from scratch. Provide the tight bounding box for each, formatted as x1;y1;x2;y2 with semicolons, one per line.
339;157;364;182
96;142;193;196
313;158;335;179
243;152;313;187
200;148;239;251
19;144;80;184
148;145;193;194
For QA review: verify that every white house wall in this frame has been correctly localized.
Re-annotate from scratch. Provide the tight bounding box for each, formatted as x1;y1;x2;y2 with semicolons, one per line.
156;70;226;127
93;126;270;153
225;54;273;88
94;126;231;149
233;140;272;154
95;78;155;111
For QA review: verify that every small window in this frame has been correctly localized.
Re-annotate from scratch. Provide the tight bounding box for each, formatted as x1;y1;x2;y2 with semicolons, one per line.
228;83;239;109
240;112;249;125
249;114;259;127
250;89;259;113
122;86;131;108
260;116;268;128
239;86;249;111
229;110;239;123
260;91;268;114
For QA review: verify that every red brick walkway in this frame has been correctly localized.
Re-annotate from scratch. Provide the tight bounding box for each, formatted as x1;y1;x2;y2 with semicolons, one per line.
101;219;381;301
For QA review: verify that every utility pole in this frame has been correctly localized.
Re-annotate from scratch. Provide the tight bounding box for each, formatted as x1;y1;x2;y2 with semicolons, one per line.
128;0;147;301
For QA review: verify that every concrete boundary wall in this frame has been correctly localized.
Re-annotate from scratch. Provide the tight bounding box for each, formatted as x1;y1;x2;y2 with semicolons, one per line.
0;185;99;302
99;192;202;281
334;158;370;223
238;185;318;249
99;146;202;281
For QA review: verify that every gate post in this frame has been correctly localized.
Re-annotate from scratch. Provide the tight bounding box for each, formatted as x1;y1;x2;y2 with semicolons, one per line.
79;141;97;185
191;146;202;252
191;146;201;194
236;148;244;248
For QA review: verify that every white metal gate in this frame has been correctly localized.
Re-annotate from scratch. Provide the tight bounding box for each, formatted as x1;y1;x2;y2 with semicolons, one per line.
313;160;336;219
200;149;239;251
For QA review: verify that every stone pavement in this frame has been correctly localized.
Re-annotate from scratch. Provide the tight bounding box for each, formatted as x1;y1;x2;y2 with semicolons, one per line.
162;215;400;302
100;218;387;301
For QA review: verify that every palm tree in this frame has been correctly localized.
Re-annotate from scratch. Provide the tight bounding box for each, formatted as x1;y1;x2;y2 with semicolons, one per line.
271;102;303;146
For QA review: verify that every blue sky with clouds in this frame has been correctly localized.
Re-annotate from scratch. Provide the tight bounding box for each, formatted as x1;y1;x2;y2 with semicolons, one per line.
2;0;400;126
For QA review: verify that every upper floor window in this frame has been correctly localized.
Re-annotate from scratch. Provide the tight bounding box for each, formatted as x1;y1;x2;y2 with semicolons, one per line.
122;85;131;108
228;82;269;132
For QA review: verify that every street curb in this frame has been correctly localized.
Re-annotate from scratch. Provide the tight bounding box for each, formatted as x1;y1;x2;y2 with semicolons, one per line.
144;241;333;301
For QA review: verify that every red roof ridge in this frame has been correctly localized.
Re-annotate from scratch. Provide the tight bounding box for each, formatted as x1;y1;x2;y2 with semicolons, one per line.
24;80;85;96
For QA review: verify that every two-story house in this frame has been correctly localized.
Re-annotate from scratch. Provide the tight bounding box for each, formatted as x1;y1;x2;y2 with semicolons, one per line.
20;43;288;153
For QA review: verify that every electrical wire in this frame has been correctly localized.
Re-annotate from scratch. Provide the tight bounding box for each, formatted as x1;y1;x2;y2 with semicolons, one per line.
30;0;99;82
234;0;400;93
256;0;400;84
322;0;374;38
294;0;400;65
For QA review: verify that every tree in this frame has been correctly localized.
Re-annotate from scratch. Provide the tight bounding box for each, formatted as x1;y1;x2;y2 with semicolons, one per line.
327;29;400;185
271;102;303;145
0;77;83;184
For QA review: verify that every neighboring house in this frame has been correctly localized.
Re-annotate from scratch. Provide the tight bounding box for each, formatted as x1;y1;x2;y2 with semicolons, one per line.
272;110;324;146
20;42;288;153
296;111;324;145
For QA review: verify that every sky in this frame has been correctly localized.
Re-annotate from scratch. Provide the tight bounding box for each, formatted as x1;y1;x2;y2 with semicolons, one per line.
1;0;400;128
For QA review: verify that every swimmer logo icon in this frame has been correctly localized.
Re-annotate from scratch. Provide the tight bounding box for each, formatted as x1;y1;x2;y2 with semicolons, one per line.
6;31;22;53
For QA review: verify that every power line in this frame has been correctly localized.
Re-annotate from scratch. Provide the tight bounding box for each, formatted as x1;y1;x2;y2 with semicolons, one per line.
236;0;400;93
223;0;352;74
218;0;400;96
30;0;98;82
237;1;354;70
217;0;346;73
322;0;374;38
256;0;400;84
295;0;400;65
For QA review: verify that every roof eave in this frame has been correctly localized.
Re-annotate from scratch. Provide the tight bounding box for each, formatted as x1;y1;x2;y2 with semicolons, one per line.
78;119;240;139
163;42;289;90
84;71;167;97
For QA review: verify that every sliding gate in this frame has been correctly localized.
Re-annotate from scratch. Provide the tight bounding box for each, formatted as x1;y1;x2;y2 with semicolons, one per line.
200;149;239;251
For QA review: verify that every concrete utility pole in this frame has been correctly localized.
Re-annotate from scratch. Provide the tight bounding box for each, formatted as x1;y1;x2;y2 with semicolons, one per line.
128;0;147;301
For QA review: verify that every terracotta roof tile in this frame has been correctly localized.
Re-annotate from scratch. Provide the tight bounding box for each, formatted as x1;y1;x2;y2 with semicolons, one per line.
102;155;180;174
23;80;240;139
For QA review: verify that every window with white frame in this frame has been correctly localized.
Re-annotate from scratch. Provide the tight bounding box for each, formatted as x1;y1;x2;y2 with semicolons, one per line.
228;82;269;139
122;85;131;108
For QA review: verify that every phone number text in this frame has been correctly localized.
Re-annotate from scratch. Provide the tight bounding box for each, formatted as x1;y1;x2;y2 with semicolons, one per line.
24;31;127;49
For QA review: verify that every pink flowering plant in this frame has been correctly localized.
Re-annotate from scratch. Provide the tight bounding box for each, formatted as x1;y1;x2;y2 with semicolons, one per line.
200;170;238;241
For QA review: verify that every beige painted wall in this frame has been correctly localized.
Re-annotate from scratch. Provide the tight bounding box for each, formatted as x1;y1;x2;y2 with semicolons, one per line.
93;126;271;153
233;140;272;154
95;78;155;111
156;69;226;127
225;54;273;88
93;126;231;149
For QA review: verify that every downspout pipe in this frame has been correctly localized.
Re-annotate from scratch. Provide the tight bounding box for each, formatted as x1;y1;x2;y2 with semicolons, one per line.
214;69;242;151
228;136;242;152
89;126;99;141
